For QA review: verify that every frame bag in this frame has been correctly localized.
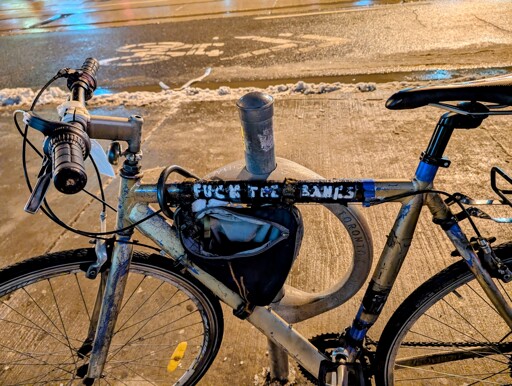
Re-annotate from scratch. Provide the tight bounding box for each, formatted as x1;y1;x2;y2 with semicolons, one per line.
176;204;303;308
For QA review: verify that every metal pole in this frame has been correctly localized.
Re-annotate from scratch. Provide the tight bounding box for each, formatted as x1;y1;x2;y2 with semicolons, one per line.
237;91;288;379
268;340;290;382
236;92;276;175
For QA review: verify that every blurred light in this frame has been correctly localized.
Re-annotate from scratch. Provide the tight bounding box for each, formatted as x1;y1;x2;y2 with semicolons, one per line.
94;87;113;96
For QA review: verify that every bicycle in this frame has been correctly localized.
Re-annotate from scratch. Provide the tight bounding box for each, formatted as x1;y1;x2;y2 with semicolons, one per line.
4;57;512;385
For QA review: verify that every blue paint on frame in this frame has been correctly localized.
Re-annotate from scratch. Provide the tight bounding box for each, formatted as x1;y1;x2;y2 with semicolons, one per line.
397;203;412;221
362;179;375;206
415;162;438;183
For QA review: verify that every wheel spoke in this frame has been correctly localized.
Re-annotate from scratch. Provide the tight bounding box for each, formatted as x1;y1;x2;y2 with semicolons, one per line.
440;294;505;350
466;282;502;317
377;247;512;385
74;273;92;322
21;286;65;335
397;343;512;367
113;275;149;330
0;250;222;385
0;297;75;348
465;366;510;386
47;278;79;373
395;363;508;384
114;287;180;335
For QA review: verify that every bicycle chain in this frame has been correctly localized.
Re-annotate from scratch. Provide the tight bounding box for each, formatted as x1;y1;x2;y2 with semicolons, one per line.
367;334;506;348
402;341;505;348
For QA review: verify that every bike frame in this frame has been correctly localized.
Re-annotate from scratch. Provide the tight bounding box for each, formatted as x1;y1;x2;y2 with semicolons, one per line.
83;113;512;382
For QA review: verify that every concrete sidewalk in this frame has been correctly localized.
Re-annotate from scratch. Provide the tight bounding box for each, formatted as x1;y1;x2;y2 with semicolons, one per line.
1;82;511;384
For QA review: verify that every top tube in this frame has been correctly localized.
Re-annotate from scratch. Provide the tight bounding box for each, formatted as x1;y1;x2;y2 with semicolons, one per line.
132;179;417;207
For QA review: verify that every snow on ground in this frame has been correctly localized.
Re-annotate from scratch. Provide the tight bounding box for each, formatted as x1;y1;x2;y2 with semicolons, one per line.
1;71;496;112
0;81;387;111
2;73;494;115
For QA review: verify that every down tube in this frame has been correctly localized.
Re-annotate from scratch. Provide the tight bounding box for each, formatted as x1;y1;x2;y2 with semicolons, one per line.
348;193;424;351
128;203;329;377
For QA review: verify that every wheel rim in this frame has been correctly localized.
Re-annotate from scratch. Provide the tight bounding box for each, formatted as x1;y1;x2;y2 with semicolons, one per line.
384;269;512;385
0;258;221;385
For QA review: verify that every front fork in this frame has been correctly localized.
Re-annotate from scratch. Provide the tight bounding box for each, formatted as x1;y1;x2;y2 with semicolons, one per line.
85;238;134;380
85;165;138;381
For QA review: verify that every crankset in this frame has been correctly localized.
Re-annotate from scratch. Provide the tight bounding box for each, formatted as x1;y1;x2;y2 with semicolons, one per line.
297;333;375;386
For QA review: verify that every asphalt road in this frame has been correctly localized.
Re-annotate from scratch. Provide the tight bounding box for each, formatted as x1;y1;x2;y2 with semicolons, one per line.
0;0;511;90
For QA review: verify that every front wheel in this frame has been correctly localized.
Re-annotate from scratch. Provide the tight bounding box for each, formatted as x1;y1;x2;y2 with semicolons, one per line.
375;242;512;386
0;248;224;385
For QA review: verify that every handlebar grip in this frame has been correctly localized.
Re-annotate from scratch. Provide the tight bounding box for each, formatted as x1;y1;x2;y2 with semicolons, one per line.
81;57;99;79
47;126;91;194
67;58;100;100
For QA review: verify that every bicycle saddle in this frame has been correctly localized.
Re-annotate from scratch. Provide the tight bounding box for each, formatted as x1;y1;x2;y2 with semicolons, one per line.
386;74;512;110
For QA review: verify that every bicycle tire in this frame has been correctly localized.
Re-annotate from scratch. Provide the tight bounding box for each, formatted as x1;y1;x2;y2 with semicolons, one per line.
0;248;223;385
375;241;512;385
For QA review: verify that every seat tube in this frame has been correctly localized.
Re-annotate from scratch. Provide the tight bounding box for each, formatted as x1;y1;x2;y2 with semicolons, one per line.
421;112;512;328
87;163;138;379
346;193;423;353
346;116;456;352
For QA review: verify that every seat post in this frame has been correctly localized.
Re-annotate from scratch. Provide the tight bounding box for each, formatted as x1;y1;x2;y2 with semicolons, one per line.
416;105;488;183
424;103;488;164
422;112;457;166
415;112;459;184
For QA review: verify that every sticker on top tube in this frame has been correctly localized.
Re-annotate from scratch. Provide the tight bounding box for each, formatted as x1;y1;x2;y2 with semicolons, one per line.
189;180;364;204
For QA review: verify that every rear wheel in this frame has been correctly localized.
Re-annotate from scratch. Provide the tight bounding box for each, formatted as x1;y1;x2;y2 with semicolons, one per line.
0;248;223;385
376;242;512;385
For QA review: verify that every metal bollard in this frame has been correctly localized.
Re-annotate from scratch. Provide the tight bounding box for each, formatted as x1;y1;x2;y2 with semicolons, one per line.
236;92;277;175
268;340;290;382
237;91;287;380
205;92;371;383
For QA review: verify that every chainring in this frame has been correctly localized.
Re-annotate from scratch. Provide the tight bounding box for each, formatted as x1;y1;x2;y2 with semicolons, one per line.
297;333;375;386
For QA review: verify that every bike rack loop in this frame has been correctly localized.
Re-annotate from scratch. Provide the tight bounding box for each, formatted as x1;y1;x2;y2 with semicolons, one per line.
203;92;373;381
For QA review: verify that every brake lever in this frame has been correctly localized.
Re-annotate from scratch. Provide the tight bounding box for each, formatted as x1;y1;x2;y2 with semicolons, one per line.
24;157;52;214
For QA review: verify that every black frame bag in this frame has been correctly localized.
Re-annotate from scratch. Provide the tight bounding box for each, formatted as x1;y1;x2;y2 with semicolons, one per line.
176;204;303;308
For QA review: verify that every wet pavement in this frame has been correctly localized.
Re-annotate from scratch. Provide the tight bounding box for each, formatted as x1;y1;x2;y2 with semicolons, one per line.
1;81;511;384
1;0;418;34
0;0;511;90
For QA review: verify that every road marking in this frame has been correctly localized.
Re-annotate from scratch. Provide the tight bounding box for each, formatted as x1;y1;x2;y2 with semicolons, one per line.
99;33;348;66
220;34;347;61
99;41;224;66
255;8;369;20
253;2;425;20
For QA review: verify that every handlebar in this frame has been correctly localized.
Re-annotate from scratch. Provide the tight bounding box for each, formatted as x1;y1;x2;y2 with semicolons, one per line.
23;58;100;213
